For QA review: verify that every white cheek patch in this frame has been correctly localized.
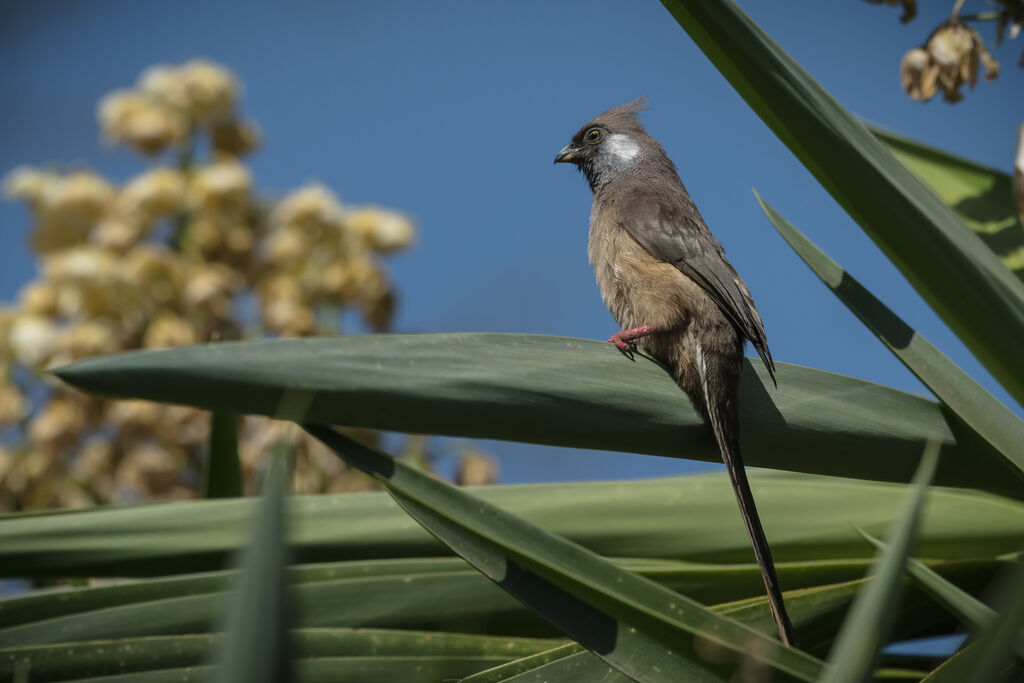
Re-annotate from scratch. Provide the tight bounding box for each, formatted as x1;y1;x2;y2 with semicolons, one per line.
605;134;640;164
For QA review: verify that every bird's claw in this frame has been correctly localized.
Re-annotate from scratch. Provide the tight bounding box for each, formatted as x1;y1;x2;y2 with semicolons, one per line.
608;333;637;360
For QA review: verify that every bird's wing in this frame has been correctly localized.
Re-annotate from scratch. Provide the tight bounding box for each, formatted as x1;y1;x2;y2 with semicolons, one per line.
620;193;776;385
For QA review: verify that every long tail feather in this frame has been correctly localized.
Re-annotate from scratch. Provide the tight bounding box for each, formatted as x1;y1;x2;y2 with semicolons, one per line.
696;342;796;646
714;424;797;645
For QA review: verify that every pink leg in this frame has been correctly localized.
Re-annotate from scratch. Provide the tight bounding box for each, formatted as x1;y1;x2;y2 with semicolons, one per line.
608;325;657;356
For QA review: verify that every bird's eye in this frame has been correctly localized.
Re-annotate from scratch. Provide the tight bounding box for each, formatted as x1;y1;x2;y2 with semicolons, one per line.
585;129;602;143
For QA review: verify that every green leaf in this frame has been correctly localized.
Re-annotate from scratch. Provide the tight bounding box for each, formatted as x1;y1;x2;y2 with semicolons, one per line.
960;560;1024;683
756;193;1024;482
209;450;292;683
25;657;518;683
461;575;953;683
871;126;1024;282
919;641;1023;682
2;470;1022;579
858;531;995;634
0;558;467;630
203;412;242;498
820;443;940;683
306;425;824;682
0;570;537;647
861;531;1024;673
5;556;992;648
465;648;630;683
659;0;1024;406
460;643;587;683
0;629;557;682
50;334;1024;497
3;555;986;656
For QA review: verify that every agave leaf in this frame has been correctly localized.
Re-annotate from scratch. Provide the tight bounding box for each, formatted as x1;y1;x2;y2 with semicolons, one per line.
203;411;242;498
959;560;1024;683
51;334;1024;497
2;470;1022;579
756;193;1024;481
871;126;1024;282
25;657;519;683
660;0;1024;406
0;629;558;682
208;450;291;683
820;443;939;683
306;425;824;682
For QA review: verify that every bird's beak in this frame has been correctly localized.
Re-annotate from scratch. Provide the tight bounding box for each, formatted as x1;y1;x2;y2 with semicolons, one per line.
553;144;579;164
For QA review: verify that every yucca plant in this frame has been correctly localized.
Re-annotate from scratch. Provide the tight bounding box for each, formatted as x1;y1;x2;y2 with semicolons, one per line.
2;1;1023;681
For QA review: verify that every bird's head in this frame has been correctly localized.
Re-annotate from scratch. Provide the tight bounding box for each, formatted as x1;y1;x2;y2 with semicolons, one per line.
554;97;661;192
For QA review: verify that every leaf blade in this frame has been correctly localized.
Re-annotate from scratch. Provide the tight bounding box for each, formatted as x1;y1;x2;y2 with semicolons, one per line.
820;443;940;683
659;0;1024;406
50;334;1024;497
2;470;1022;579
306;425;824;682
203;411;242;498
208;450;292;683
756;193;1024;482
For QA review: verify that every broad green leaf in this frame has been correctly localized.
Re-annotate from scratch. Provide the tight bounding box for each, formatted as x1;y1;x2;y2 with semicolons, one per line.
716;575;969;660
307;425;824;682
37;657;515;683
0;629;557;682
2;556;984;656
919;642;1022;682
660;0;1024;406
461;643;587;683
209;450;292;683
871;126;1024;281
859;531;995;634
465;652;924;683
203;411;242;498
3;553;997;636
0;558;464;629
861;531;1024;668
462;577;951;683
756;194;1024;481
821;444;939;683
466;649;630;683
2;470;1022;578
0;570;538;647
51;334;1024;497
961;560;1024;683
919;645;983;682
5;556;996;649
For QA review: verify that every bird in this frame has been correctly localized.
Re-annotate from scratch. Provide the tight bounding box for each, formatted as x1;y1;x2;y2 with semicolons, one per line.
554;98;796;646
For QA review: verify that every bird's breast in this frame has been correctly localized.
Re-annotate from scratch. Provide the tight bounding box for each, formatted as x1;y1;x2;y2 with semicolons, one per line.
587;203;706;335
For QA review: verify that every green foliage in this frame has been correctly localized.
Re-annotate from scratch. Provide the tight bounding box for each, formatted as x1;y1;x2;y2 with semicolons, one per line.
3;0;1024;680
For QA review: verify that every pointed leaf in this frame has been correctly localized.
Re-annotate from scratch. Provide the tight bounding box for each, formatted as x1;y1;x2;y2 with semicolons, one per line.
306;425;824;682
203;411;242;498
660;0;1024;406
858;531;995;634
209;451;291;683
0;629;557;682
871;126;1024;282
756;193;1024;481
51;334;1024;497
2;470;1022;579
820;443;940;683
960;560;1024;683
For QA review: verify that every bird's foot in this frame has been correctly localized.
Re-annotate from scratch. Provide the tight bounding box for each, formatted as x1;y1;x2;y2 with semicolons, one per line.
608;332;638;359
609;326;657;360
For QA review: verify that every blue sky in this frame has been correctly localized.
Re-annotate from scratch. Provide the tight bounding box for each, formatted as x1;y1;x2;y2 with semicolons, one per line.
2;1;1021;483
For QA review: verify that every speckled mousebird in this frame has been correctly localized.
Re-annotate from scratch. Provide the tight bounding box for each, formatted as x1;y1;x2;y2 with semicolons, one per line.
554;98;796;646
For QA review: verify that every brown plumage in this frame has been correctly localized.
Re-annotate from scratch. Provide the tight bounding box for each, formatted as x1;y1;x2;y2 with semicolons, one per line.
555;99;796;646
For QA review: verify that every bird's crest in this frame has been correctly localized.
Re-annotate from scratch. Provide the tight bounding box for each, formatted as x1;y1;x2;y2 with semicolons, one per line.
591;97;648;128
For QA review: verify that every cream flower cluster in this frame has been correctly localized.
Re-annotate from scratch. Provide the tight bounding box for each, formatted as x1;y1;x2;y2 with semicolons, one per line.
0;60;417;509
